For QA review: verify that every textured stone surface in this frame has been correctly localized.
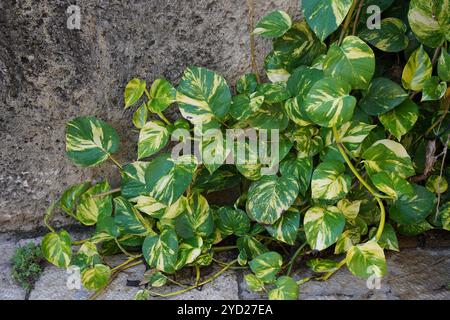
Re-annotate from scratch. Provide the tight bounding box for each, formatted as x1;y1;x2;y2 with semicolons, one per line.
0;234;27;300
0;0;299;232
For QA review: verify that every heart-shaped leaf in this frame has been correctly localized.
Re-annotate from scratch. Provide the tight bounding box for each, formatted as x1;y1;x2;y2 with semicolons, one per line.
370;172;414;200
113;197;147;235
81;264;111;290
279;154;313;196
124;78;146;108
142;228;178;273
66;116;120;167
421;76;447;102
246;175;299;224
302;0;354;41
176;66;231;123
76;181;113;226
249;251;283;283
378;98;419;141
132;103;148;129
60;182;91;215
216;207;251;237
254;10;292;38
402;45;432;91
120;161;150;199
304;206;345;251
265;207;300;245
359;77;408;116
408;0;450;48
359;17;408;52
323;36;375;90
346;240;386;279
147;77;176;113
42;230;72;268
268;276;299;300
304;77;357;127
138;121;170;159
311;160;351;201
175;193;214;239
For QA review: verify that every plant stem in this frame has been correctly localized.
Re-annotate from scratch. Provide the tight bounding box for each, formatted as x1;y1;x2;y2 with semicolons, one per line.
89;257;143;300
195;265;201;286
109;155;123;171
92;188;121;198
318;257;348;281
246;0;260;83
43;202;57;233
338;0;359;45
286;242;307;276
157;111;171;126
114;238;141;258
212;245;238;252
352;0;365;35
148;259;237;298
332;127;386;241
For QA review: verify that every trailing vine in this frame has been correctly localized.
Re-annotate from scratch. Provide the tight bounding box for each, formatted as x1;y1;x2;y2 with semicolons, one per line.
40;0;449;300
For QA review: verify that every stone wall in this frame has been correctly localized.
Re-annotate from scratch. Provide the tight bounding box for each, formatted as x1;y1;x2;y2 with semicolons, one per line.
0;0;300;232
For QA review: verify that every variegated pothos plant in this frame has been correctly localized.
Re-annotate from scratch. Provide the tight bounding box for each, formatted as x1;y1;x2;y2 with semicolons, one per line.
41;0;450;300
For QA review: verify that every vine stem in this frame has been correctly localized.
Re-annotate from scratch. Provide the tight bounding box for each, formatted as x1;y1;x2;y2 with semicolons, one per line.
246;0;260;83
109;155;123;171
92;188;121;198
148;259;238;298
338;0;359;45
212;245;237;252
351;0;365;35
43;202;57;233
318;257;348;281
332;127;385;241
89;257;143;300
285;242;307;276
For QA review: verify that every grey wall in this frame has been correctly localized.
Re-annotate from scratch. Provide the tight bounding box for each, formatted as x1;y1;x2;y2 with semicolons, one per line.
0;0;300;232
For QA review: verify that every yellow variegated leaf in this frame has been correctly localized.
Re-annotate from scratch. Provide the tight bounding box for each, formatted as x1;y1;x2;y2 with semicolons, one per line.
254;10;292;38
137;121;169;159
304;206;345;251
41;230;72;268
346;241;387;279
311;160;351;201
142;228;178;273
379;98;419;141
402;45;432;91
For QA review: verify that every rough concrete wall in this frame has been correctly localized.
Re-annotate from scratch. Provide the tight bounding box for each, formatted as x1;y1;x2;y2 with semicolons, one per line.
0;0;300;232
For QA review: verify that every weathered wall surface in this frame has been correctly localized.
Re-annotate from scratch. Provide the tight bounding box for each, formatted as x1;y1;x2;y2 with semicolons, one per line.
0;0;300;232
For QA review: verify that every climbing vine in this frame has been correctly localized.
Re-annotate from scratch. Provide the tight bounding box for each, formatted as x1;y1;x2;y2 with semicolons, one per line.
41;0;449;300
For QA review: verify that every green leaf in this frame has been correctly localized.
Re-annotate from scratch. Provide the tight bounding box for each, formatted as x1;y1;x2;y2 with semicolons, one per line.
290;126;323;157
390;184;436;225
175;237;203;270
254;10;292;38
358;17;408;52
437;49;450;81
237;73;258;94
237;236;268;261
147;77;176;112
264;52;291;82
81;264;111;290
334;229;361;254
76;181;112;226
322;121;376;158
249;252;283;283
337;199;361;220
265;208;300;245
142;228;178;273
268;276;299;300
346;240;387;279
133;195;185;220
176;66;231;123
273;20;327;71
256;82;290;104
244;274;265;292
120;161;150;199
402;45;432;91
363;139;415;179
60;182;91;215
421;76;447;102
408;0;450;48
279;154;313;196
246;104;289;130
230;93;264;121
175;193;214;239
358;77;408;116
370;172;414;200
287;66;324;98
41;230;72;268
137;121;169;159
145;154;197;205
134;290;150;300
370;223;399;251
426;175;448;194
96;215;120;238
113;197;147;235
304;206;345;251
132;103;148;129
66;116;120;167
124;78;146;108
323;36;375;90
246;175;299;224
216;207;250;237
378;98;419;141
311;160;351;201
441;204;450;231
307;258;339;273
302;0;354;41
141;270;168;287
193;166;241;193
304;77;356;127
397;221;434;236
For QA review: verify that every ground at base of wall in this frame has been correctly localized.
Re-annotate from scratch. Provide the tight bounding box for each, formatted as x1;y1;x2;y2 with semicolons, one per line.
0;232;449;300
